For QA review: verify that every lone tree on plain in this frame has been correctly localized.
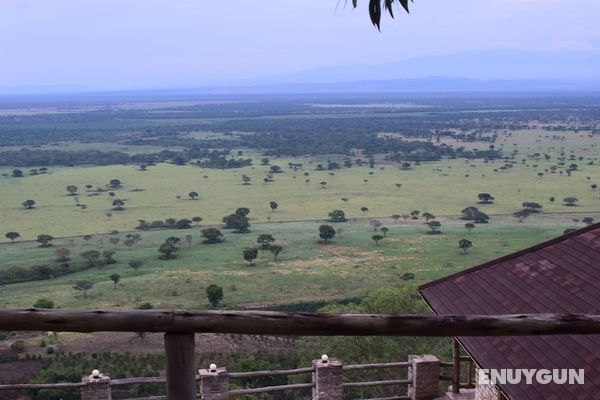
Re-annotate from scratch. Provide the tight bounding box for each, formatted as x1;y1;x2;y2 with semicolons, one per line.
5;232;20;242
522;202;543;212
66;185;78;196
477;193;495;204
36;234;54;247
360;206;369;213
513;209;531;223
381;227;389;236
243;247;258;266
426;220;442;234
73;280;94;297
370;219;383;231
459;239;473;254
257;234;276;249
242;175;251;185
372;234;384;246
328;209;348;223
109;179;122;188
410;210;420;219
158;237;180;259
110;273;120;289
129;259;144;272
563;197;579;206
422;212;435;222
583;217;595;226
22;199;36;209
192;216;203;225
188;191;199;200
112;199;125;211
268;244;283;261
80;250;101;268
464;223;475;233
319;224;336;243
270;201;279;212
206;284;224;307
201;228;224;244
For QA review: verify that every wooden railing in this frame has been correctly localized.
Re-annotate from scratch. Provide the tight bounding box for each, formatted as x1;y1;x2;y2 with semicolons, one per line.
2;309;600;399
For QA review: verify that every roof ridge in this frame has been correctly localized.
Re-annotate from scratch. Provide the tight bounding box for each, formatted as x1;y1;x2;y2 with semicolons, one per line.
419;221;600;291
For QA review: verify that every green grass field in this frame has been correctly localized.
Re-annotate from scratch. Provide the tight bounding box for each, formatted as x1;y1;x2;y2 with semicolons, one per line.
0;215;592;309
0;128;598;310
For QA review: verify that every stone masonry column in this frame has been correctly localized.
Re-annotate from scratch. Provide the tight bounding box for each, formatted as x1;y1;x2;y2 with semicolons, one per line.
81;370;111;400
199;365;229;400
408;355;440;400
312;355;343;400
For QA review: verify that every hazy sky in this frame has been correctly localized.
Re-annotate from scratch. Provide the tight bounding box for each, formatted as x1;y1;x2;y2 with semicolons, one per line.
1;0;600;91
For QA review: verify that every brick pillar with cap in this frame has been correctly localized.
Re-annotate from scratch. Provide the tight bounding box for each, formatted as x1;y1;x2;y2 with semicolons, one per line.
199;365;229;400
408;355;440;400
81;371;111;400
312;356;343;400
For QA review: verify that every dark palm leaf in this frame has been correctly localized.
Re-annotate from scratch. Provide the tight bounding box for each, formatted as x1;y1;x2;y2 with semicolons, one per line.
353;0;413;29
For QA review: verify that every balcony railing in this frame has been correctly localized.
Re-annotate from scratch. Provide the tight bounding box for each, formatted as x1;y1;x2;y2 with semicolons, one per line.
1;309;599;399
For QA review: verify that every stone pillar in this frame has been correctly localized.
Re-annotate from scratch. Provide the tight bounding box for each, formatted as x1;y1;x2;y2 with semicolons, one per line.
81;372;111;400
312;356;343;400
408;355;440;400
199;367;229;400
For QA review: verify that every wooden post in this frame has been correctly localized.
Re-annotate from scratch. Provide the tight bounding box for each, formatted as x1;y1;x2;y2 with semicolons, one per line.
165;333;196;400
452;337;460;394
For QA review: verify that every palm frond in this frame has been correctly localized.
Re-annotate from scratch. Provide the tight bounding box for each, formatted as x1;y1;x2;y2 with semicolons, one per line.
351;0;414;30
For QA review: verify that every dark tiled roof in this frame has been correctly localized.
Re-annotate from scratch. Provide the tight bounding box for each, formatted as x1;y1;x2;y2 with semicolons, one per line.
419;223;600;400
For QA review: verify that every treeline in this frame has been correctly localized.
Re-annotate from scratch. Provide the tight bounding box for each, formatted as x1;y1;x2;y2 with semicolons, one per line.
0;262;94;286
0;147;236;168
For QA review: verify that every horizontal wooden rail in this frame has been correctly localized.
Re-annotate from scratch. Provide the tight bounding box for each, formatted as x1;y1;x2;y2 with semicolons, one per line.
229;366;314;378
2;309;600;336
342;379;411;388
358;397;410;400
343;361;410;371
0;382;83;390
111;377;166;385
228;382;314;396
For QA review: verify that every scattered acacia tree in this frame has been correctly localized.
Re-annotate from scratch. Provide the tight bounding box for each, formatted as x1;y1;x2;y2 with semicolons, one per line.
223;213;250;233
192;216;203;225
464;223;475;233
268;244;283;261
54;247;71;262
66;185;78;195
257;234;276;249
5;232;20;242
391;214;401;222
583;217;595;226
319;225;336;243
522;202;543;212
370;219;383;231
360;207;369;213
270;201;279;212
201;228;224;244
188;191;199;200
513;209;531;223
242;175;251;185
243;247;258;266
460;207;489;223
235;207;250;217
112;199;126;211
109;179;122;188
73;280;94;297
563;197;579;206
158;237;181;259
459;239;473;254
22;199;36;209
33;298;54;309
206;284;224;307
12;169;23;178
381;227;389;236
372;234;384;246
477;193;495;204
80;250;102;268
328;209;348;223
36;234;54;247
129;259;144;271
110;273;120;289
410;210;420;219
422;212;435;222
426;220;442;234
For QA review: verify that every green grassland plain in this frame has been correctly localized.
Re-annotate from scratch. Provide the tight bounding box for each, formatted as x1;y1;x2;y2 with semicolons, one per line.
0;128;598;309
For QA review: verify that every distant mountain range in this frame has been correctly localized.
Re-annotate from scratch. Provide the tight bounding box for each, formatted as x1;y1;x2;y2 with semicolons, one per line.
3;49;600;97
